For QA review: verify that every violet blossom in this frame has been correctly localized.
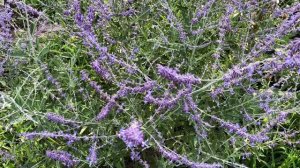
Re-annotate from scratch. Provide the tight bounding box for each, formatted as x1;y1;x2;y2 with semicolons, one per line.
0;150;15;161
7;0;42;17
46;112;78;127
91;59;112;81
0;6;13;50
87;142;98;166
21;131;79;144
80;70;111;101
157;64;201;85
144;87;192;109
118;120;145;148
164;1;187;42
96;81;156;121
191;0;216;24
46;150;76;167
158;145;222;168
41;64;67;98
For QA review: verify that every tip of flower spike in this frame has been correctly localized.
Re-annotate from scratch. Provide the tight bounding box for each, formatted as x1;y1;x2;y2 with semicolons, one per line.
87;143;98;166
46;112;79;127
118;120;145;148
95;114;105;121
46;150;76;167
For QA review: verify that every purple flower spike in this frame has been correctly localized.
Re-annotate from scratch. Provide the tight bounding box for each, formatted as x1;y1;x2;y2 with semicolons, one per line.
96;81;156;121
125;81;156;94
87;143;98;166
157;64;201;85
7;0;42;17
158;145;222;168
118;120;145;148
191;0;216;24
121;8;136;16
96;100;117;121
0;6;13;49
46;112;78;127
80;70;111;101
91;59;112;81
0;150;15;161
46;150;76;167
21;131;79;143
144;87;192;109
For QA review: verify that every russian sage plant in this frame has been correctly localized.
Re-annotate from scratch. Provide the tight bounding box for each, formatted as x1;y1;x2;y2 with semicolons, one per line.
1;0;300;167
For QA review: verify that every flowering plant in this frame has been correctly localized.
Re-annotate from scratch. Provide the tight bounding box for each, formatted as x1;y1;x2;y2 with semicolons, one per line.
1;0;300;167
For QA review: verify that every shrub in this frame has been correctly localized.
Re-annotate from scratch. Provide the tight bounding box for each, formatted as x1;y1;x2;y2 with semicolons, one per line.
1;0;300;167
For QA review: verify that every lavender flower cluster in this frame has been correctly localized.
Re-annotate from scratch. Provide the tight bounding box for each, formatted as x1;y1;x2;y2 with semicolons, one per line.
46;112;79;127
21;131;79;145
0;6;13;50
7;0;42;17
157;64;201;85
118;120;145;148
46;150;77;167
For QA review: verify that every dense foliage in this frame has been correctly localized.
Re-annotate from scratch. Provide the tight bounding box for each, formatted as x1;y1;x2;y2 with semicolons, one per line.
1;0;300;167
